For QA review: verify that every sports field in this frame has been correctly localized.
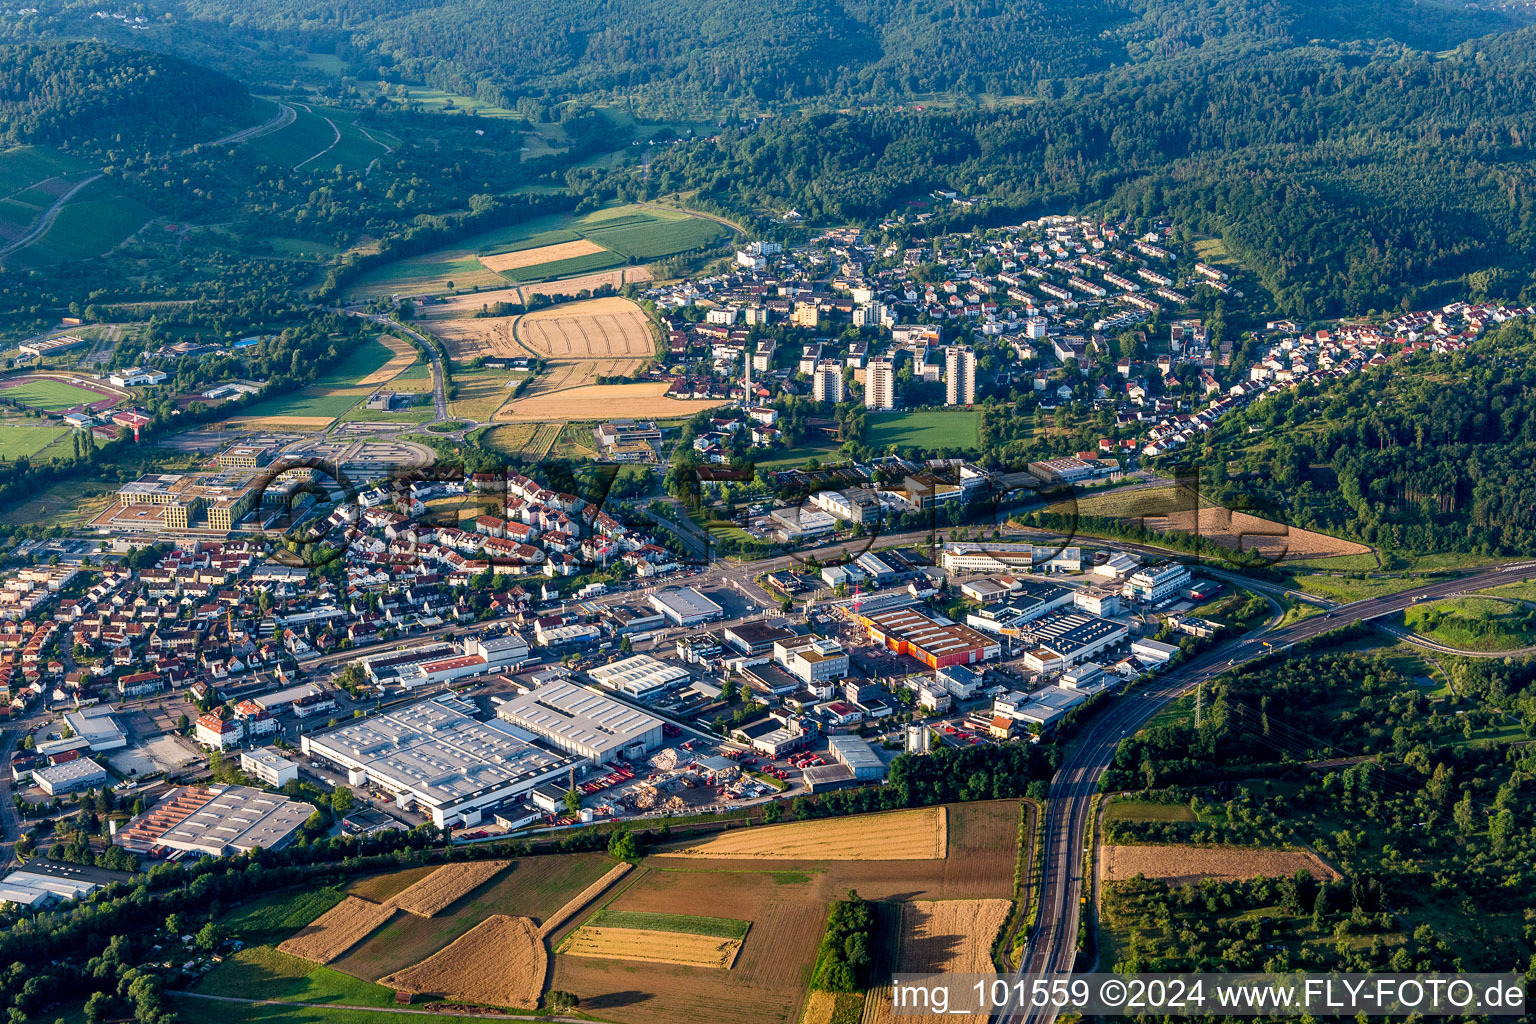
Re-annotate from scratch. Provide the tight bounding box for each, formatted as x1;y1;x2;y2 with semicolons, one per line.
0;375;122;412
0;422;72;460
866;410;981;451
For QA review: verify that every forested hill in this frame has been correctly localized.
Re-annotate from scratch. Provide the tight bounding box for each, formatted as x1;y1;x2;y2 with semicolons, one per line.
625;29;1536;317
0;41;249;150
27;0;1530;114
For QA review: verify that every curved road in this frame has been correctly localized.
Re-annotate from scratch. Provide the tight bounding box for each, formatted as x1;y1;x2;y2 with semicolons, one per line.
0;99;296;263
1007;559;1536;1024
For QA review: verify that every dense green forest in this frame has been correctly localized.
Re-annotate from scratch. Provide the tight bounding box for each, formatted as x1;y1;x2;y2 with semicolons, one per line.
1198;318;1536;555
12;0;1525;114
0;41;248;149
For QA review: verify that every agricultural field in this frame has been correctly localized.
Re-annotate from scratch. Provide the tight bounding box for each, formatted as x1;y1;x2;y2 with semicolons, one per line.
350;203;722;299
245;105;384;171
481;237;613;275
478;421;562;459
550;801;1024;1024
4;174;156;265
328;853;615;980
1100;844;1340;885
865;900;1012;1024
221;337;398;429
866;410;981;451
355;334;419;386
561;909;750;969
0;145;89;196
379;915;546;1008
1067;484;1373;562
392;860;511;917
661;806;947;861
345;865;437;904
1105;798;1197;823
277;896;398;963
495;381;723;423
447;367;521;422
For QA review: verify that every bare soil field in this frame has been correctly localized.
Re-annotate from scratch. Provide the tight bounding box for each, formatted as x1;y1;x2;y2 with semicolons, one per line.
479;238;608;273
562;926;744;969
379;914;545;1008
494;382;726;423
660;807;947;861
1068;485;1370;561
538;862;634;939
276;896;397;963
865;900;1011;1024
392;860;511;917
356;334;418;386
1101;844;1340;885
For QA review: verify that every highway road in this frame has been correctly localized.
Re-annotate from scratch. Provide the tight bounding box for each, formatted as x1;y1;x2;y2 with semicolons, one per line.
1006;559;1536;1024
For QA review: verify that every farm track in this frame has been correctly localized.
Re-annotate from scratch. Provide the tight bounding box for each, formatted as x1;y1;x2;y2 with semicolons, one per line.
1;98;296;263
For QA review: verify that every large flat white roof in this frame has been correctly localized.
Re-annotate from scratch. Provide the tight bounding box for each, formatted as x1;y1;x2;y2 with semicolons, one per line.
308;697;577;809
496;681;662;759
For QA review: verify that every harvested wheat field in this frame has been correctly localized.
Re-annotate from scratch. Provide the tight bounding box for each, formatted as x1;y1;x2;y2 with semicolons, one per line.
1101;844;1340;885
480;239;609;273
427;317;528;361
277;896;397;963
379;914;546;1008
356;335;418;387
517;297;652;360
220;414;338;430
538;862;634;938
495;382;725;423
662;807;947;861
866;899;1012;1024
562;926;744;969
1066;485;1369;561
417;270;654;321
392;860;510;917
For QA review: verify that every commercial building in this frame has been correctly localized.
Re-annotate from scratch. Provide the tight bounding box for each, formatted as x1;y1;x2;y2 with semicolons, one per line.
828;734;887;781
0;869;97;908
60;705;127;753
858;606;1001;669
111;470;279;532
1016;612;1129;673
34;757;109;795
114;784;314;856
1131;638;1180;664
1027;457;1118;485
810;488;880;526
940;542;1036;573
1122;561;1193;603
240;747;299;787
648;586;724;626
944;345;976;405
775;635;849;684
495;680;664;763
301;696;578;829
588;655;692;701
812;359;845;403
724;620;798;656
864;357;895;410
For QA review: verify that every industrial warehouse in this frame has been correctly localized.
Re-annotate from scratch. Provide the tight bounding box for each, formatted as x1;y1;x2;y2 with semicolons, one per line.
494;680;664;763
857;606;1001;669
301;695;581;828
